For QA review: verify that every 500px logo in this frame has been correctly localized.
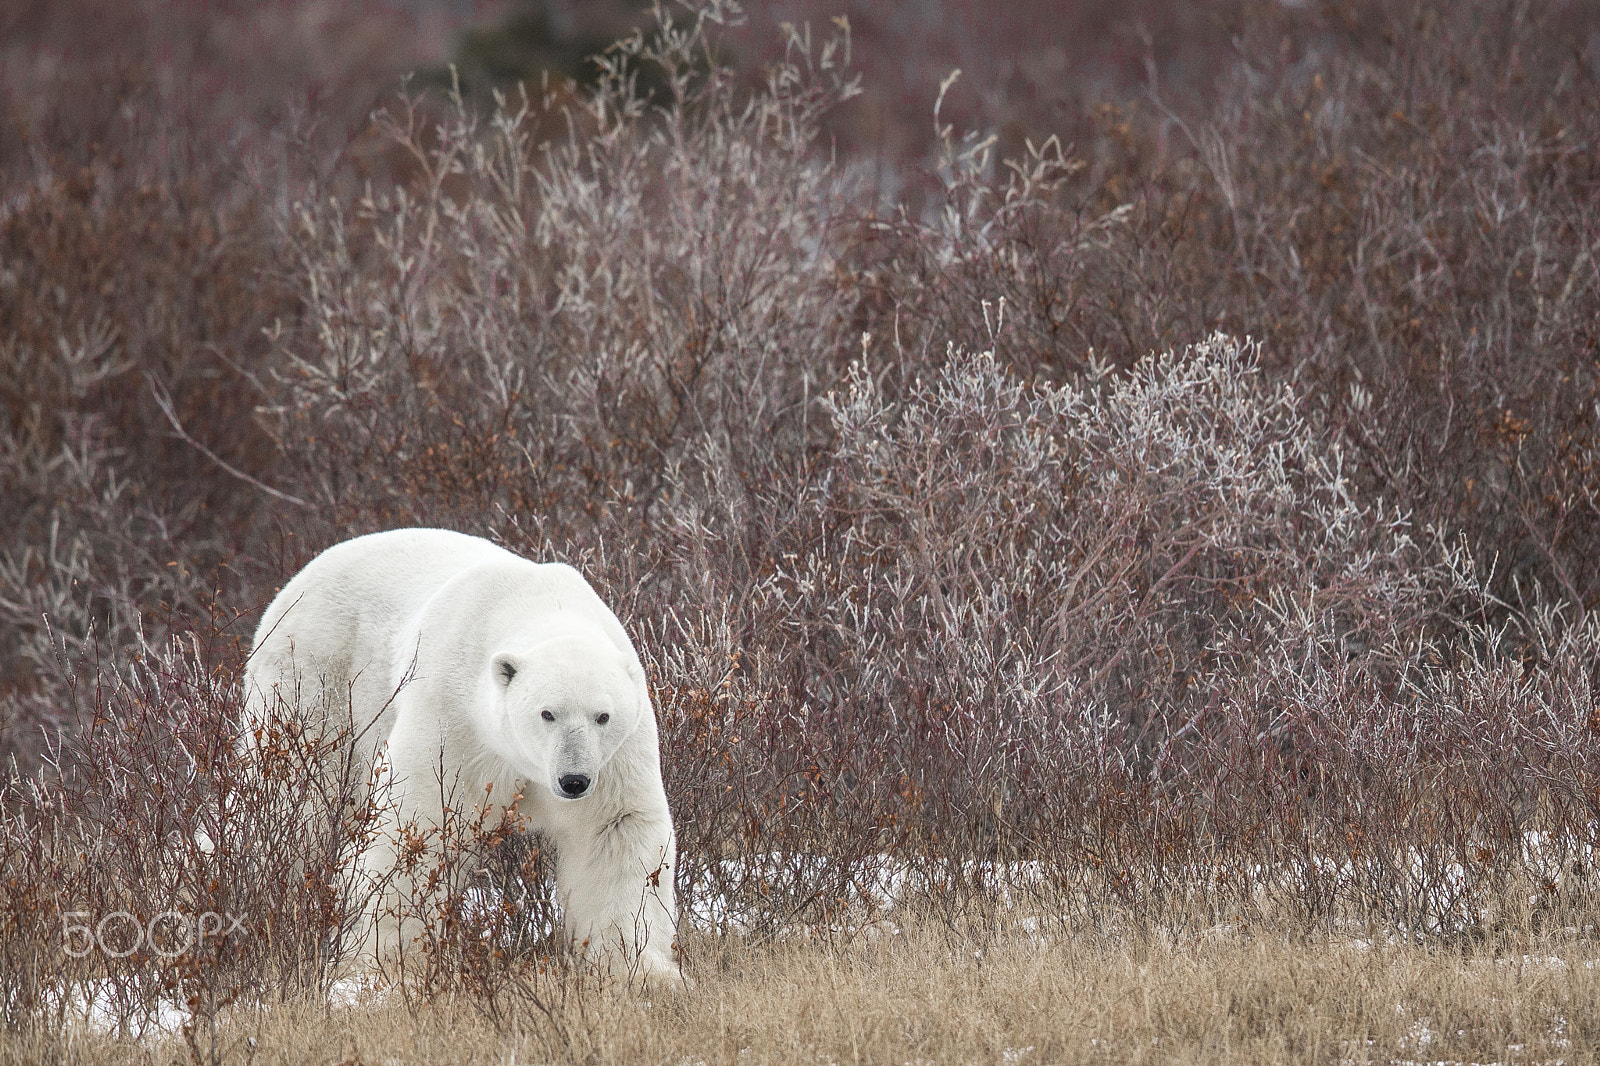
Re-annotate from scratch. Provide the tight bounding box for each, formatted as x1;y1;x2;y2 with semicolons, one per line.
63;911;249;958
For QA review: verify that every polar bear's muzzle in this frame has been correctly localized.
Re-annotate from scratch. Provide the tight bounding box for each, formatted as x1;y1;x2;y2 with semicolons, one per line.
546;723;602;800
557;772;592;799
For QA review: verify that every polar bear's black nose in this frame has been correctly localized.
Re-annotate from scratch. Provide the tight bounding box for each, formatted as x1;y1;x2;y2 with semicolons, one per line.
559;773;591;798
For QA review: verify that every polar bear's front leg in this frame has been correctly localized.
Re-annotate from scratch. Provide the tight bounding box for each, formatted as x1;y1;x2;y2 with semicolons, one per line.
354;737;502;972
554;812;681;984
350;760;436;969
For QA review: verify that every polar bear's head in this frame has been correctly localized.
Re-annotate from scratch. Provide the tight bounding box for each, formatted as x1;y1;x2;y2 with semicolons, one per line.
490;634;647;801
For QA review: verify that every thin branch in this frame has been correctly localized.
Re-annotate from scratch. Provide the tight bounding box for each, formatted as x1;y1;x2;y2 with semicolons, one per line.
147;374;309;509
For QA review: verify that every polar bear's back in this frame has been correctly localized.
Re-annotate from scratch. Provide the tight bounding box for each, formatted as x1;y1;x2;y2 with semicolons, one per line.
253;528;515;653
246;530;530;731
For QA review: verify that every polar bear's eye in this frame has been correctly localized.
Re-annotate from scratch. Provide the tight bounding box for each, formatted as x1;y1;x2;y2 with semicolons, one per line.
596;713;610;725
540;710;555;722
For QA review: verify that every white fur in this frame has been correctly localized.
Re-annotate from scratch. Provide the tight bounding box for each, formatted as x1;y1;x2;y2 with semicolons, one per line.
245;528;680;983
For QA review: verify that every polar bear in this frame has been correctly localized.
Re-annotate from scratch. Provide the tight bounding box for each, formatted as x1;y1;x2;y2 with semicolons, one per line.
244;527;681;984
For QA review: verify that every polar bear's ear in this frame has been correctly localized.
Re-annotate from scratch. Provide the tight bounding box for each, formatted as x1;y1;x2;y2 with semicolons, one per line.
493;654;520;687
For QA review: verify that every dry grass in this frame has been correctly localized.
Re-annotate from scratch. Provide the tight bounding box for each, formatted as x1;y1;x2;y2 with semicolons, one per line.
4;914;1596;1065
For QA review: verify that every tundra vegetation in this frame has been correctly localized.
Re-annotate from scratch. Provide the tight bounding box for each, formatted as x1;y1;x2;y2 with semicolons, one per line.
2;0;1599;1062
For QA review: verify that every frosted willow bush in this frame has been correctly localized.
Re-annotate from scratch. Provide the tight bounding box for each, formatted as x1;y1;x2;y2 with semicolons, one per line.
807;330;1457;709
257;0;1599;935
641;327;1589;932
274;2;861;541
730;331;1589;931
